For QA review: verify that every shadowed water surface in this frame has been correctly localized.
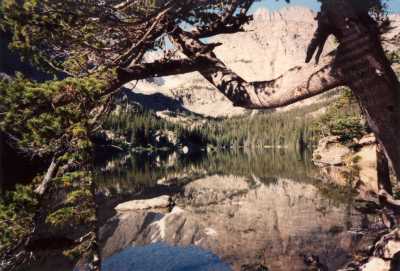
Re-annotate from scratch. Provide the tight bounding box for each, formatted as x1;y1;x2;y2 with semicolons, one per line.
102;243;231;271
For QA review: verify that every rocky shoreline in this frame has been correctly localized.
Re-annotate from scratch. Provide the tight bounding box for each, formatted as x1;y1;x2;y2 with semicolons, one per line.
313;134;400;271
313;134;384;198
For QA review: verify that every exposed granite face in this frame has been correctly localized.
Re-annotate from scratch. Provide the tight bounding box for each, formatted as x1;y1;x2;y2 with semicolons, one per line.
99;176;374;271
125;6;334;117
214;6;335;81
124;7;400;118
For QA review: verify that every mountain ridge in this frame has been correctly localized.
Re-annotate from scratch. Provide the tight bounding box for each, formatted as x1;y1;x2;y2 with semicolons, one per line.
126;6;400;118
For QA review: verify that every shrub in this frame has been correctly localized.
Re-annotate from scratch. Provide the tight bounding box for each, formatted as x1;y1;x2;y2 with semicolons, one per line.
0;184;37;253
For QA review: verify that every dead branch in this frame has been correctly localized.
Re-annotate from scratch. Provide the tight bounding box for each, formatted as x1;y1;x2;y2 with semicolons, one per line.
34;155;60;196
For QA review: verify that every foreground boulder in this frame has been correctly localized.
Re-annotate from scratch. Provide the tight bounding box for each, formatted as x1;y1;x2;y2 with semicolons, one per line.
361;257;390;271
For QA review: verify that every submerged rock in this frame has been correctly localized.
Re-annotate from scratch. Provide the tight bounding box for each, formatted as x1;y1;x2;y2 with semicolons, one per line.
115;195;171;211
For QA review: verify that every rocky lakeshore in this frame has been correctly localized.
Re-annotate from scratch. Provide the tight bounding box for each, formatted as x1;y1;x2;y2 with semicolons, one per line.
313;134;400;271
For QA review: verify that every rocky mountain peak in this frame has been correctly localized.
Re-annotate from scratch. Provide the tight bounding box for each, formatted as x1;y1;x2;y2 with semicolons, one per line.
128;7;400;118
253;6;316;23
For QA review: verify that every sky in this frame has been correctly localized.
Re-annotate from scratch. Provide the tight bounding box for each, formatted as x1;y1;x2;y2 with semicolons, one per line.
249;0;400;13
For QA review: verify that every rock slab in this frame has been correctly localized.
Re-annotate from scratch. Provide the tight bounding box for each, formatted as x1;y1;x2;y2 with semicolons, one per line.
115;195;170;211
313;136;351;166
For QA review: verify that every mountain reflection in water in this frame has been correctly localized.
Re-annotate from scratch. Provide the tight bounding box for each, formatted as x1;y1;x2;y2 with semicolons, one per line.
96;149;372;271
95;148;317;196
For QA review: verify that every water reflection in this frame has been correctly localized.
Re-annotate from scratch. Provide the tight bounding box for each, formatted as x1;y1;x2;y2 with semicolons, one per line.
96;150;371;271
95;148;317;197
102;243;231;271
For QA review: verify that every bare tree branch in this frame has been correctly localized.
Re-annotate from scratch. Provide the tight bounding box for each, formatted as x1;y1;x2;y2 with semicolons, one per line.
117;56;213;80
191;0;254;38
52;57;213;107
169;28;344;109
113;6;173;66
34;155;60;195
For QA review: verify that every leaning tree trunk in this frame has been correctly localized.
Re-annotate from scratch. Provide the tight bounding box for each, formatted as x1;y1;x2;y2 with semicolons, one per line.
168;0;400;180
327;0;400;180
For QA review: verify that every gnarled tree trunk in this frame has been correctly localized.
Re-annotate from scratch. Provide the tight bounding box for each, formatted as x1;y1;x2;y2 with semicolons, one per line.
377;143;392;194
326;0;400;181
168;0;400;181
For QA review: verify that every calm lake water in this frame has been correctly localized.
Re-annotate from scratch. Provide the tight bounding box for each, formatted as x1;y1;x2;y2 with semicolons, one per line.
95;149;376;271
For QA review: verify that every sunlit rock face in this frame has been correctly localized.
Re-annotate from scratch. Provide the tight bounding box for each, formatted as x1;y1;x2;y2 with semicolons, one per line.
385;13;400;52
123;7;400;118
100;175;371;271
125;6;336;117
313;136;352;167
313;134;383;198
214;6;335;81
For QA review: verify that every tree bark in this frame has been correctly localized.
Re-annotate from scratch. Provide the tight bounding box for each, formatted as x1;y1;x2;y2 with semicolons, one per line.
325;0;400;180
52;57;214;107
377;143;392;195
169;29;344;109
169;2;400;180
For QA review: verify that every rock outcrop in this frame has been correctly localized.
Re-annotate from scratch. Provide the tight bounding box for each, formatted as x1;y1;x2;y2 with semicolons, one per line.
313;136;352;167
313;134;382;196
339;228;400;271
313;135;400;271
114;195;171;211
